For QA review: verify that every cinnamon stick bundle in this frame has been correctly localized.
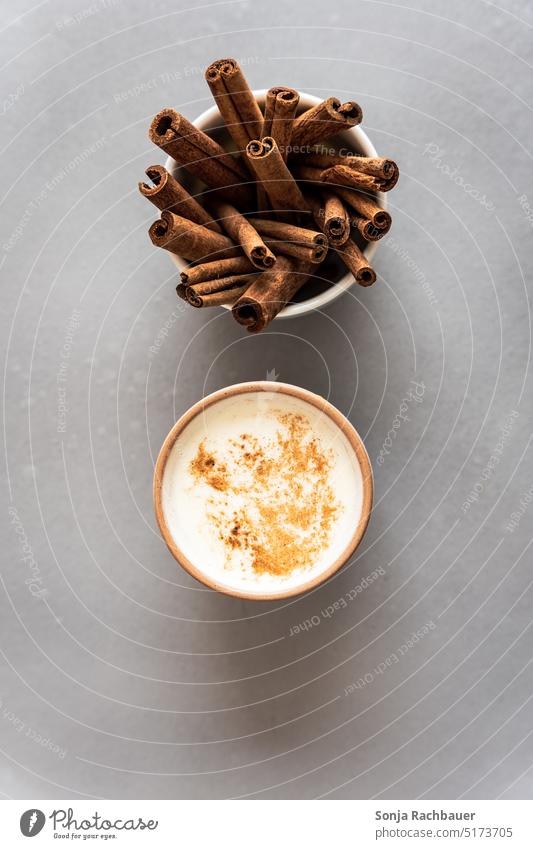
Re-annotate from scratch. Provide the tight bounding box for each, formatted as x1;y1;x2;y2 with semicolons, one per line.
148;108;252;206
247;217;328;262
232;256;312;332
139;165;222;232
332;186;392;230
210;199;276;269
262;87;300;161
336;239;376;286
180;256;256;285
306;192;350;246
149;211;241;262
246;137;309;221
205;58;263;153
291;98;362;148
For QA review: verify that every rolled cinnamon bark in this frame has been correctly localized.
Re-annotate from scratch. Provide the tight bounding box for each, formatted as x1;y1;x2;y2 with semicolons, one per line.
247;217;328;262
210;199;276;269
349;212;389;241
321;164;387;192
148;108;252;207
291;98;362;148
264;238;327;263
246;138;309;220
149;211;241;262
186;273;257;306
232;256;313;332
205;58;263;153
139;165;222;232
306;192;350;246
332;187;391;230
294;149;398;184
337;238;376;286
189;286;250;308
263;86;299;161
180;256;256;285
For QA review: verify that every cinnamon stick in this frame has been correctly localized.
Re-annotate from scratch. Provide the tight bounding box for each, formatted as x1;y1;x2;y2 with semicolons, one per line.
149;211;241;262
246;137;309;221
205;58;263;153
232;256;312;332
189;286;250;308
294;149;398;185
186;273;257;307
180;256;256;286
291;98;362;148
247;217;328;262
210;199;276;269
337;239;376;286
332;186;391;230
139;165;222;232
306;192;350;246
321;164;389;192
349;212;389;241
148;108;252;207
263;87;299;161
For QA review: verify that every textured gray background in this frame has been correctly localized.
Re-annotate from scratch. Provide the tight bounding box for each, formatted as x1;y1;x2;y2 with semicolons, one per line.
1;0;532;800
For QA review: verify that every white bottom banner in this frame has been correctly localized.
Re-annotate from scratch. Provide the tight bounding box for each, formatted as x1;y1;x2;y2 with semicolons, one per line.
0;799;530;847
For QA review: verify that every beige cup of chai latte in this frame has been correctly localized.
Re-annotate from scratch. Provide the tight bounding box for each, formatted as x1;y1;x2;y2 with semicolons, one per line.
153;381;373;600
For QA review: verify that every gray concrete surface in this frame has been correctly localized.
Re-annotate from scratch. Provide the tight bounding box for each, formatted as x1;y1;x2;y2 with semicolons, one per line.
1;0;533;800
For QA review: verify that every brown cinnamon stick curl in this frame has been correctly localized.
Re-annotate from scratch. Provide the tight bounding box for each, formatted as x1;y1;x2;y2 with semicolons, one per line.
139;165;222;232
291;97;362;148
294;148;399;187
186;273;257;307
247;217;328;262
148;108;252;207
205;58;263;153
180;256;256;286
263;87;300;161
337;239;376;286
246;137;309;221
332;186;392;230
189;286;250;308
306;192;350;246
232;255;312;332
210;199;276;269
149;211;241;262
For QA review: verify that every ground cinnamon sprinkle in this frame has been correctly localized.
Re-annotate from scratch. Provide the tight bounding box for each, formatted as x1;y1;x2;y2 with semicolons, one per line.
188;410;341;577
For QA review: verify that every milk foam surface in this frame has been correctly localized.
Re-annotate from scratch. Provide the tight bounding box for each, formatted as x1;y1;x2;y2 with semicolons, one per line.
161;390;364;595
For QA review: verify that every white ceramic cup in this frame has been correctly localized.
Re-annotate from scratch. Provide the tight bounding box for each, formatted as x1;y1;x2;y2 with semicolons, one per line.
164;90;386;319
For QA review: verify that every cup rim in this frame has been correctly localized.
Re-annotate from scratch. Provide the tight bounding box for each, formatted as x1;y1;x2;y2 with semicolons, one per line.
153;380;373;600
164;89;386;320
